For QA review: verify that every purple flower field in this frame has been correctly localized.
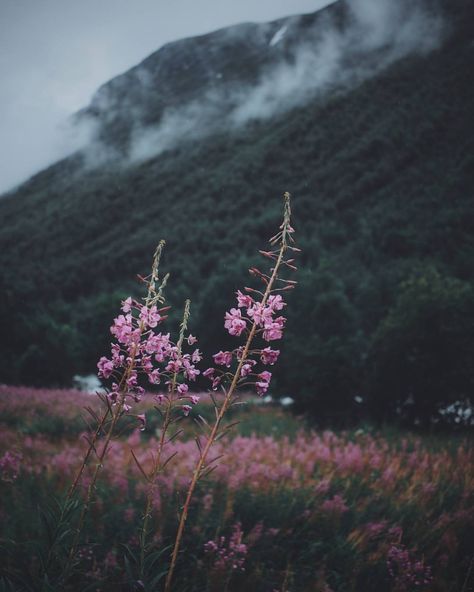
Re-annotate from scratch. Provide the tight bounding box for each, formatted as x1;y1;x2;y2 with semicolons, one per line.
1;384;473;591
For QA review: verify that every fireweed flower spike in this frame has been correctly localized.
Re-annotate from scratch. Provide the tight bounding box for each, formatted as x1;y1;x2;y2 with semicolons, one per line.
67;239;168;501
64;240;174;574
164;192;298;592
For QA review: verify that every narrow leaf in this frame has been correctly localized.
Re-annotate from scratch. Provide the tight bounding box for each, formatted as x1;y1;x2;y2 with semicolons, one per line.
131;449;150;482
166;429;183;444
162;451;178;470
194;437;202;457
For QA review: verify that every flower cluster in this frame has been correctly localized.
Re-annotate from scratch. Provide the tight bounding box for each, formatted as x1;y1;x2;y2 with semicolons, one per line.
223;293;286;341
204;522;247;573
387;545;433;590
201;196;298;400
89;195;297;592
202;291;287;396
97;298;201;419
234;291;286;341
0;450;22;482
320;494;349;516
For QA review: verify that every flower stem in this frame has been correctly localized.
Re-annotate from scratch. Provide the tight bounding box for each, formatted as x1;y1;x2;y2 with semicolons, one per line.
164;195;291;592
138;300;190;578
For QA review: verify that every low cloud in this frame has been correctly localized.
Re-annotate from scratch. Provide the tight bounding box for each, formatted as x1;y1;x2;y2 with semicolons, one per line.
104;0;445;167
229;0;444;125
1;0;446;189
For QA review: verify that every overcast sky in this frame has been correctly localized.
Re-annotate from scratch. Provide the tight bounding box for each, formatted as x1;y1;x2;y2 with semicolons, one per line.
0;0;332;194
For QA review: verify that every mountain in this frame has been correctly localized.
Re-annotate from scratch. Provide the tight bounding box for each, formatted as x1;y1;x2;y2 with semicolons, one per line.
75;1;359;152
1;0;473;422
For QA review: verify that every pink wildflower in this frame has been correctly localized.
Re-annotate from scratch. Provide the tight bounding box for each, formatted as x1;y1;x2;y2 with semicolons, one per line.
111;343;124;366
260;347;280;365
133;386;145;400
314;479;331;495
183;360;200;381
0;451;22;482
204;540;218;553
108;383;119;404
213;351;233;367
141;355;153;373
191;349;202;363
204;522;247;573
240;361;256;377
263;317;285;341
267;294;285;311
247;303;272;326
256;381;270;396
203;367;215;378
177;383;189;396
166;359;181;373
144;334;167;355
224;308;247;336
182;405;192;417
110;314;134;345
258;370;272;383
139;304;161;328
126;371;138;389
387;545;433;589
187;334;198;345
321;494;349;515
148;369;161;384
236;290;253;308
121;296;133;313
365;521;388;539
97;356;114;379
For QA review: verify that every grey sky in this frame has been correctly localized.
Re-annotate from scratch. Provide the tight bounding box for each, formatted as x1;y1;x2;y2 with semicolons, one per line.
0;0;331;194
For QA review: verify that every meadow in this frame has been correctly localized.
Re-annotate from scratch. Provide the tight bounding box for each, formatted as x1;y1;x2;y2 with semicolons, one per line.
1;3;473;589
1;196;474;592
1;384;473;591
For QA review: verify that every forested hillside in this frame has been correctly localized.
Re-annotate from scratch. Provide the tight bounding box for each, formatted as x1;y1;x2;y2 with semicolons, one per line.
1;0;473;423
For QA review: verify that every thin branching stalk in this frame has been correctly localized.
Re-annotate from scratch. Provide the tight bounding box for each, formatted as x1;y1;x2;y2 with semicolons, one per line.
67;403;111;500
164;193;294;592
138;299;191;578
40;405;111;586
64;357;138;576
61;242;167;580
67;239;166;505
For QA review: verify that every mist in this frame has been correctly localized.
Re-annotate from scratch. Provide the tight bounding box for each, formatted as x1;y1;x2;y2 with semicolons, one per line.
1;0;446;189
229;0;444;125
0;0;332;195
109;0;445;167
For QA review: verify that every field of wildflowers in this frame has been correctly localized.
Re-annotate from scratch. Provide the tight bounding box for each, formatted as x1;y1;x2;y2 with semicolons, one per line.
1;385;473;591
1;195;473;591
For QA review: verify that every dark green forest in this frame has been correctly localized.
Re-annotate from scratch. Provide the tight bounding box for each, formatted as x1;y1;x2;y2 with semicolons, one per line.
0;0;473;425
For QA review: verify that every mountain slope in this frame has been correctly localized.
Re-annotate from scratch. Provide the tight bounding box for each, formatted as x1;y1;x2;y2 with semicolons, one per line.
0;0;473;421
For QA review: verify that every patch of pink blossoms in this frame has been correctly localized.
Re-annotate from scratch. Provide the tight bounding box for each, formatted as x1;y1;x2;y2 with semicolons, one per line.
204;522;247;573
203;289;285;397
387;545;433;590
0;450;22;482
97;298;202;420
